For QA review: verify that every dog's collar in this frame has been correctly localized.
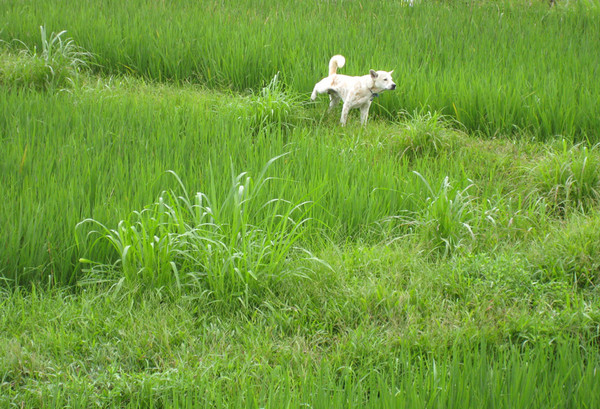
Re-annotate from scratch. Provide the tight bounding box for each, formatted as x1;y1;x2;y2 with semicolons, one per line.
369;88;379;99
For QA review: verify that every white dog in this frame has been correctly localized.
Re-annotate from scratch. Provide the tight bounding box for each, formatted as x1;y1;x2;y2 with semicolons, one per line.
311;55;396;125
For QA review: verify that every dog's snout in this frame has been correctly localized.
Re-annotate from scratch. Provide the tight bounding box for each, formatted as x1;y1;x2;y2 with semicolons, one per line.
391;83;396;90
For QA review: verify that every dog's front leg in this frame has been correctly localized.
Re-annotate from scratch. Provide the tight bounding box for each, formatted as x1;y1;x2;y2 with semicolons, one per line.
340;102;351;126
359;102;372;125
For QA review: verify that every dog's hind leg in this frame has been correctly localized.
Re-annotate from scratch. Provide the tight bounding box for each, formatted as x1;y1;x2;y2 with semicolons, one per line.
311;79;329;100
310;85;319;101
340;102;351;126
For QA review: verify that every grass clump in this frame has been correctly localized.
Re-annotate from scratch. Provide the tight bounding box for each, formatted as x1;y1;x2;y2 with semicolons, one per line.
229;73;306;132
412;173;477;256
394;110;461;157
0;51;50;90
529;212;600;289
78;158;313;305
529;141;600;214
0;26;91;90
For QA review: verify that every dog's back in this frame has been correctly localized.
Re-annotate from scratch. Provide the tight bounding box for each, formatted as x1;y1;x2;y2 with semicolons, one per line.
328;55;346;76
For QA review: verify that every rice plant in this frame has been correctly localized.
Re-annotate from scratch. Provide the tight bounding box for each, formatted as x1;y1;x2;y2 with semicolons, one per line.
2;0;599;138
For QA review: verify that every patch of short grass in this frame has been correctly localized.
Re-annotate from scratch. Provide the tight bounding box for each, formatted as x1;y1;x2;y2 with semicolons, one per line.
1;267;599;408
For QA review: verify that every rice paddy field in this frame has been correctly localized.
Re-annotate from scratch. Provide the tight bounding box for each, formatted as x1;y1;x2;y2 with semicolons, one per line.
1;0;600;407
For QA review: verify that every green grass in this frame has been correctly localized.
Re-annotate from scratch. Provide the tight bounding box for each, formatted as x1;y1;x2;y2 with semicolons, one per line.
2;79;554;285
2;0;600;139
0;26;90;90
1;282;598;408
78;157;314;305
2;1;600;407
529;140;600;214
2;72;599;407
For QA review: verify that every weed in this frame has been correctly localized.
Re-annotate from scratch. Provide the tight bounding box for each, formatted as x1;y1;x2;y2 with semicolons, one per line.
233;73;306;132
77;158;313;305
0;26;91;90
529;212;600;288
395;109;461;157
529;141;600;214
413;172;477;256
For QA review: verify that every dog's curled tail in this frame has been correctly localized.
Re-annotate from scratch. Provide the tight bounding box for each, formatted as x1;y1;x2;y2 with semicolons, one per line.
329;55;346;76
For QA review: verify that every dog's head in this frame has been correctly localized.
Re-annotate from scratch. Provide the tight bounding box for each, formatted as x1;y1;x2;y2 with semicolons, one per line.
370;69;396;92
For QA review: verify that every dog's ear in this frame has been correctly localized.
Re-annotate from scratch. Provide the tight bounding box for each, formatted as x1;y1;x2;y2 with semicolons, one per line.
389;70;394;75
370;69;378;78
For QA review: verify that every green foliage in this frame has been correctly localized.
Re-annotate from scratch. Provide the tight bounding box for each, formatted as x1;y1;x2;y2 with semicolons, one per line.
1;1;599;138
0;26;90;90
3;77;594;286
530;212;600;288
412;173;477;255
1;286;599;408
245;73;306;131
2;2;600;406
0;51;50;90
38;26;90;76
529;141;600;213
78;160;313;304
394;110;461;157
